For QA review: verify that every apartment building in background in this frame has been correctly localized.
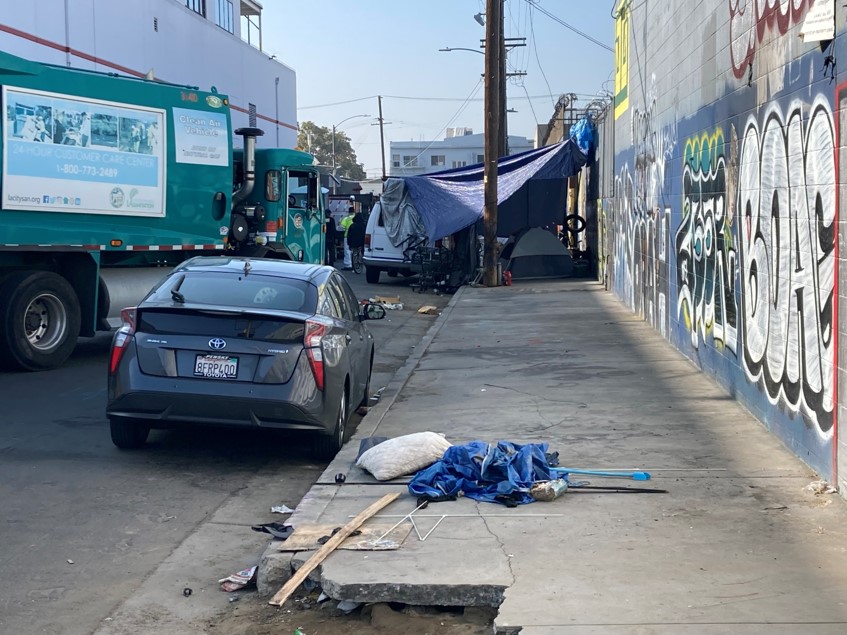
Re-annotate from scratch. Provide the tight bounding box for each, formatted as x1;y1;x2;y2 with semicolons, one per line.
0;0;297;148
389;127;533;176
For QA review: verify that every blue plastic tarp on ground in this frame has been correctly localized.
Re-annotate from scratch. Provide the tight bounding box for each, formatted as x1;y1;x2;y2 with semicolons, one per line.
408;440;553;505
399;141;586;242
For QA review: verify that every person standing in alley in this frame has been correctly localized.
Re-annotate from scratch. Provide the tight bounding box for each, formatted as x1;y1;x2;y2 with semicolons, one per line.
339;199;356;270
325;213;337;265
346;208;366;261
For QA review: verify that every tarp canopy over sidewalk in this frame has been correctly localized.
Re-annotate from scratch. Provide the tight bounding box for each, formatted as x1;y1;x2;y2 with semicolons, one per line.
381;140;587;245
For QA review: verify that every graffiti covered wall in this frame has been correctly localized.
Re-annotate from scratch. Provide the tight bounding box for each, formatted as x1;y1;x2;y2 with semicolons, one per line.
607;0;840;484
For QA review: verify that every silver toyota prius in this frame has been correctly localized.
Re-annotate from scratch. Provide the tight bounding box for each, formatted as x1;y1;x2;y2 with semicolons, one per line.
106;257;385;457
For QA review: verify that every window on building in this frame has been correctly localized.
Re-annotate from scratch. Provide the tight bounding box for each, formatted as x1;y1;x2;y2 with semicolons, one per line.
248;103;257;127
430;155;445;167
476;154;484;164
240;0;263;50
392;154;400;168
216;0;234;32
452;160;467;168
185;0;205;16
402;156;419;167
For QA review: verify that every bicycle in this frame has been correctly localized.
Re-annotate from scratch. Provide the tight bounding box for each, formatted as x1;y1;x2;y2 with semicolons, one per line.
351;245;364;274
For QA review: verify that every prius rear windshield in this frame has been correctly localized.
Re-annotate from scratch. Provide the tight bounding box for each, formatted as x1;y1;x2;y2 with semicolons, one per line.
146;272;317;314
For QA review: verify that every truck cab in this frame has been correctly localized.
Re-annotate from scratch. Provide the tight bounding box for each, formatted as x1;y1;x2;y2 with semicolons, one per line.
231;148;325;264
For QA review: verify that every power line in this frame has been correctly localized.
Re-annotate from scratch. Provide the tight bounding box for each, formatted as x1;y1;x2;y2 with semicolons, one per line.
394;79;484;174
298;92;603;111
527;1;555;107
523;0;613;52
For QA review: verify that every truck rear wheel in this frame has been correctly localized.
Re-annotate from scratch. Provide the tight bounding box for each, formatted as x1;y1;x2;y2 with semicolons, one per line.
0;271;81;371
365;266;380;284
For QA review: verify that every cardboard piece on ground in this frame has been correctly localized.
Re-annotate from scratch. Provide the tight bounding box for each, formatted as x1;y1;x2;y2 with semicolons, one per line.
269;492;401;607
373;295;401;304
418;305;439;315
276;523;412;551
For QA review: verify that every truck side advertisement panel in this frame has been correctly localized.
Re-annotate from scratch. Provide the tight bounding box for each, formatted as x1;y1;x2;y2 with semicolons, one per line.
172;106;229;167
2;86;166;216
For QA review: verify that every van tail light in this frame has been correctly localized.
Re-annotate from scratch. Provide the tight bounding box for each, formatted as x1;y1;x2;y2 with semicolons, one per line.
109;307;137;375
304;318;328;391
365;233;371;249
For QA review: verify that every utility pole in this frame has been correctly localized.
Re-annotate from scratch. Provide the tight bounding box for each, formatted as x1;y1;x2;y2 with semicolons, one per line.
378;95;387;181
482;0;501;287
498;1;507;158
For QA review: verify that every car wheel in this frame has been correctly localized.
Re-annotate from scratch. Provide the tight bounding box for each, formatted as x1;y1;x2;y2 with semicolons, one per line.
110;417;150;449
365;266;380;284
0;271;81;371
313;389;347;460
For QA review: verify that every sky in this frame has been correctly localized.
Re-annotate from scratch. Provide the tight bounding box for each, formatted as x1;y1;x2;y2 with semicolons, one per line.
263;1;616;179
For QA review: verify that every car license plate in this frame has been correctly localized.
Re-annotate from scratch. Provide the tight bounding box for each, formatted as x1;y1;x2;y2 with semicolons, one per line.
194;354;238;379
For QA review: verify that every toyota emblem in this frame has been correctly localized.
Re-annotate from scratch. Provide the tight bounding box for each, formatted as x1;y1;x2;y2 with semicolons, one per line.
208;338;227;350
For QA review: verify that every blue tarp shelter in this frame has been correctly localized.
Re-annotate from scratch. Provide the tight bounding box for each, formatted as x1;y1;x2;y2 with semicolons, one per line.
382;140;587;244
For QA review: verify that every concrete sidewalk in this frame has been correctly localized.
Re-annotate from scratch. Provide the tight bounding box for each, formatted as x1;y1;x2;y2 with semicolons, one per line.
259;280;847;634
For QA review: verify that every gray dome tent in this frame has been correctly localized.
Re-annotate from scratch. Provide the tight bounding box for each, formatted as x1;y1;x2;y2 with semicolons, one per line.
499;227;574;279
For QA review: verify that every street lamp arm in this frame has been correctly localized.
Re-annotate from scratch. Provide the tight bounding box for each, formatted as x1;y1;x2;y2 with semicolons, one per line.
331;114;370;195
439;47;484;55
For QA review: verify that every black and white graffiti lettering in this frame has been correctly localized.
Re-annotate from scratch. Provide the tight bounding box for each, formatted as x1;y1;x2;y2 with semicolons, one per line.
738;97;835;434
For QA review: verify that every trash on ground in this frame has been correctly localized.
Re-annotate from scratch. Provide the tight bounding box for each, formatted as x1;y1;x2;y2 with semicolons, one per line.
369;296;403;310
251;522;294;540
417;305;439;315
318;591;330;603
67;559;74;564
335;473;346;484
269;493;401;607
337;599;362;614
356;431;452;481
228;594;240;603
270;504;294;514
530;478;569;501
183;587;192;597
276;523;410;552
409;440;552;506
218;565;258;592
806;480;837;495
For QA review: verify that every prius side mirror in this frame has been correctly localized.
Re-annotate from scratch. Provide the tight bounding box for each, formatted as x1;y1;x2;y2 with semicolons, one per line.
361;303;386;321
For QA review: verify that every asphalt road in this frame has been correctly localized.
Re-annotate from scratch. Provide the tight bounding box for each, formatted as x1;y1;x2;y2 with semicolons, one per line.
0;269;450;635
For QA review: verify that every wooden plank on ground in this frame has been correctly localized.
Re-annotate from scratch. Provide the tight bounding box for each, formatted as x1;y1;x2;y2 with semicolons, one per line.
268;492;401;607
276;523;412;551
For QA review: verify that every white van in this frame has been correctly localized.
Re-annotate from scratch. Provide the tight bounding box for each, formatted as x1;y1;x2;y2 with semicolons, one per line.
363;202;419;283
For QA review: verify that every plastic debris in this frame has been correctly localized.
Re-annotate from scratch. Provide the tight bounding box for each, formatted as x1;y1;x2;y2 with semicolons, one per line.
530;479;569;501
337;599;362;614
417;305;439;315
806;480;837;495
369;296;403;310
229;594;240;603
67;559;74;565
252;522;294;540
271;504;294;514
219;565;258;592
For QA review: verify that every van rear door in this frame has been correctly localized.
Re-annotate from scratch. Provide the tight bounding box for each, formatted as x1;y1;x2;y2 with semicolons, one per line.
365;203;404;266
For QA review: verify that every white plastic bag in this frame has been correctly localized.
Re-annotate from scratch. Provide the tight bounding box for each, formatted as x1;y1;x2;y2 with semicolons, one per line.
355;431;451;481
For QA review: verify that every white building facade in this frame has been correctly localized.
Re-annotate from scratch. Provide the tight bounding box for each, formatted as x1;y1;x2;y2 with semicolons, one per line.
389;128;534;177
0;0;298;148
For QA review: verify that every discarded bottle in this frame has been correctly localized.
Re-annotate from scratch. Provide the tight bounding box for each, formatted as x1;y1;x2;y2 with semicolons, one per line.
530;478;568;502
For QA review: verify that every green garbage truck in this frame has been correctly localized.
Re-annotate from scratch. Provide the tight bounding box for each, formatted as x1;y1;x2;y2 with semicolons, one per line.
0;51;327;370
